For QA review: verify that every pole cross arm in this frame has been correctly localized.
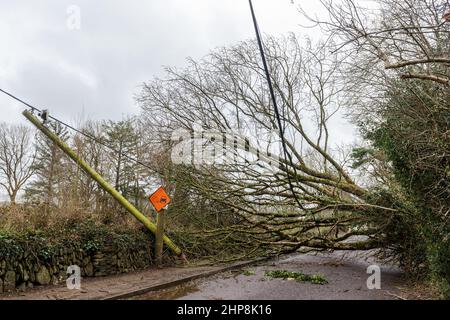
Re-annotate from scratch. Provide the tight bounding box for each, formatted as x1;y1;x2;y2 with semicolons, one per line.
23;110;183;257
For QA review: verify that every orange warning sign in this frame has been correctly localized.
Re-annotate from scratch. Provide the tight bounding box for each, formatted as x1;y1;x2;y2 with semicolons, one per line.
149;187;171;212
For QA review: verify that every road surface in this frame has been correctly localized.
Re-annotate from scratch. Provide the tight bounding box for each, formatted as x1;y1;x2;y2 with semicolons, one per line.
134;251;408;300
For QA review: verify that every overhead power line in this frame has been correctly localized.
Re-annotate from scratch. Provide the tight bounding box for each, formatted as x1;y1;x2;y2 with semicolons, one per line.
0;88;156;171
248;0;305;209
3;0;308;211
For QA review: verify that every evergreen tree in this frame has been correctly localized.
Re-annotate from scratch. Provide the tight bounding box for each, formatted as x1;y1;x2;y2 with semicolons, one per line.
25;121;70;208
102;118;146;206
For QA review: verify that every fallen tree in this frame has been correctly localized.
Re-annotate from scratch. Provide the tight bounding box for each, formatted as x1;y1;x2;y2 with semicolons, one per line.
136;34;400;258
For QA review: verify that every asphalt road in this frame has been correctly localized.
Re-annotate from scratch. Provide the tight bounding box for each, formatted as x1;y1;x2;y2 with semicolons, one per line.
136;251;407;300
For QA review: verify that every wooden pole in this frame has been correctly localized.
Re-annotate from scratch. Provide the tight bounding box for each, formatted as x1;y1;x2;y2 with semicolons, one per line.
155;208;166;266
22;110;183;256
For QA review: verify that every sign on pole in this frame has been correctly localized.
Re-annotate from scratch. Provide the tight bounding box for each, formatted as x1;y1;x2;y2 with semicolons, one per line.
149;186;171;212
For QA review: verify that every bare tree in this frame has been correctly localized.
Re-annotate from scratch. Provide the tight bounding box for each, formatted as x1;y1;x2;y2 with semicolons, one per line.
300;0;450;87
301;0;450;213
0;123;36;204
136;34;397;256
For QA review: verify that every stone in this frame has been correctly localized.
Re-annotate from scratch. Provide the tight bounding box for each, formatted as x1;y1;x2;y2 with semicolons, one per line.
0;260;6;276
93;253;104;259
83;257;91;266
23;269;29;282
17;263;24;281
17;282;27;292
84;262;94;277
35;266;51;285
4;271;16;291
58;270;67;281
29;270;36;282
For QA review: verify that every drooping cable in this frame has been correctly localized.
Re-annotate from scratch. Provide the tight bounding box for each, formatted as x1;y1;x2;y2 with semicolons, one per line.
248;0;304;209
0;88;155;171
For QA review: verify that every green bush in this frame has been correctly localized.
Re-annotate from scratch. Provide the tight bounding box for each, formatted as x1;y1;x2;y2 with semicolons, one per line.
359;79;450;298
265;270;328;285
0;220;154;262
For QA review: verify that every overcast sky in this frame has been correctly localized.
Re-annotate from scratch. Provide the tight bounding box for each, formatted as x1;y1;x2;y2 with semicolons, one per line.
0;1;363;200
0;0;330;126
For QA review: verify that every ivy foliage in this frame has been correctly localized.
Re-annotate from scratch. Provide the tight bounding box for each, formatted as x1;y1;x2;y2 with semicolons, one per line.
0;220;154;262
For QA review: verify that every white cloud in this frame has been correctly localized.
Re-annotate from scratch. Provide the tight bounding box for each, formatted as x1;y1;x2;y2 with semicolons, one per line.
56;59;98;88
0;0;358;149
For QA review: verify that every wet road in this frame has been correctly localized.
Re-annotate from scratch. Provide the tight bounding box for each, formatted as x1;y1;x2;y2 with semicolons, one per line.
134;251;407;300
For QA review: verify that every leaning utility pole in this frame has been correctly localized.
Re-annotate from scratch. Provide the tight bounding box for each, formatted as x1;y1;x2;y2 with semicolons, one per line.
23;110;183;257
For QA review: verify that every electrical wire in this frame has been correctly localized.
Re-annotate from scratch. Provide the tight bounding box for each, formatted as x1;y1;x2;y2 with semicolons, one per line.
0;88;156;171
1;1;307;210
248;0;305;209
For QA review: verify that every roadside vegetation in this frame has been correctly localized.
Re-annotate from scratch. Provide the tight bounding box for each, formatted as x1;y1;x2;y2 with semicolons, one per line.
0;0;448;298
265;270;328;285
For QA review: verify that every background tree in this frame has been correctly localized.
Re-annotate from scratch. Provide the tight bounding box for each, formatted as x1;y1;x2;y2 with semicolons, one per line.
102;118;147;207
25;121;69;210
69;121;110;214
0;123;35;204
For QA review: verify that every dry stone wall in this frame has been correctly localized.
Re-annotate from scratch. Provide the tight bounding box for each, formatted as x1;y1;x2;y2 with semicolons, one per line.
0;223;154;293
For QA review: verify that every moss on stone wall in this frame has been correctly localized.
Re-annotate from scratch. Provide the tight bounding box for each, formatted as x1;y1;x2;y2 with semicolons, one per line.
0;220;154;293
